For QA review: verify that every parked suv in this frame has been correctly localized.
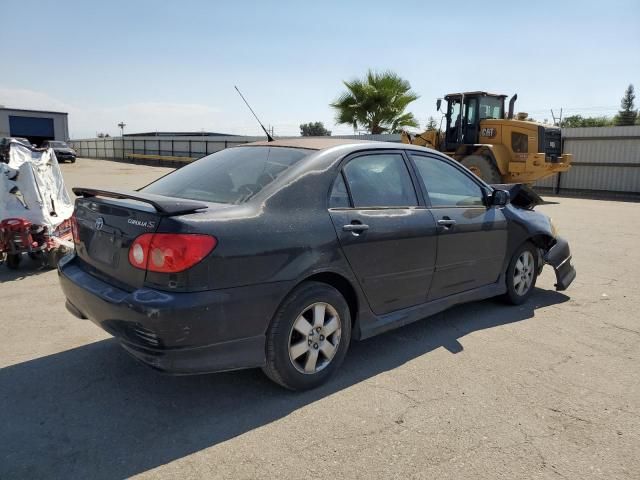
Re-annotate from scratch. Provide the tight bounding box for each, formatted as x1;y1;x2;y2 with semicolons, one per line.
42;140;76;163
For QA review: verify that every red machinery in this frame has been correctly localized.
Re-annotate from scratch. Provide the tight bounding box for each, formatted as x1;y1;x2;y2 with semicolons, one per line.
0;217;73;270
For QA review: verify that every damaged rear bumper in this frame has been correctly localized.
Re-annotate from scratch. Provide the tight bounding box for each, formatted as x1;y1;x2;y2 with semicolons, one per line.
544;236;576;291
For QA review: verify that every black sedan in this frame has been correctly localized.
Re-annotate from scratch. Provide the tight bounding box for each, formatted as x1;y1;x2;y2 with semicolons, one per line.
58;139;575;390
43;140;76;163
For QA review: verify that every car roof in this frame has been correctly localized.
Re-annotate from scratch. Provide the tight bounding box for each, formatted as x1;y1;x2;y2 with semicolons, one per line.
239;137;378;150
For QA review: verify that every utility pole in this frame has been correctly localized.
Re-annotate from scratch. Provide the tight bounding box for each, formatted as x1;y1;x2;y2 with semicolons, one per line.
118;122;126;160
550;108;563;127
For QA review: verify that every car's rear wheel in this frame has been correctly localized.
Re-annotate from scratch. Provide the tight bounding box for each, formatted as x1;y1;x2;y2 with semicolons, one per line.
503;242;538;305
263;281;351;390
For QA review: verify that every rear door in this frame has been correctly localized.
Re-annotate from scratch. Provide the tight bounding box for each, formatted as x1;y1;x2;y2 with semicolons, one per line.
74;197;161;289
328;151;438;315
408;152;508;300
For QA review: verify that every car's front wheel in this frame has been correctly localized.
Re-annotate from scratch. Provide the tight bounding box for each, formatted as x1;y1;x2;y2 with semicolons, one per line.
503;242;538;305
263;282;351;390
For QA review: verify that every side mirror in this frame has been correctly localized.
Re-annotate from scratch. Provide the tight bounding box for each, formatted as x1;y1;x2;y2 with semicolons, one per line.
436;98;442;111
491;189;510;206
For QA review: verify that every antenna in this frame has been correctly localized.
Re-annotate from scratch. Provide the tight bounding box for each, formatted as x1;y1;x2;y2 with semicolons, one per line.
234;86;274;142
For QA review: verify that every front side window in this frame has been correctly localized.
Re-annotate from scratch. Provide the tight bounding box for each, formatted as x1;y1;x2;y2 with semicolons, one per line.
343;153;418;208
512;132;528;153
142;146;309;204
410;154;484;207
479;97;504;120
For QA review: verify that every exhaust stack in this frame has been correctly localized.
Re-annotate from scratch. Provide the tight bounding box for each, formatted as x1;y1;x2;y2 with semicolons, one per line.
508;94;518;119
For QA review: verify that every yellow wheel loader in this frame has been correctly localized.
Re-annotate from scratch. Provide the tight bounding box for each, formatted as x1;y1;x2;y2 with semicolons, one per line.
401;92;572;183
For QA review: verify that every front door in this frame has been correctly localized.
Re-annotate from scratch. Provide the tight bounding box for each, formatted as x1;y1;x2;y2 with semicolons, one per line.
409;153;508;300
328;152;438;315
462;97;479;144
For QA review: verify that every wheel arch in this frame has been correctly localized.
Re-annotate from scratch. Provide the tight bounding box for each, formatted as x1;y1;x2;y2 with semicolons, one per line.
509;233;555;275
455;144;510;175
528;233;556;251
300;271;359;328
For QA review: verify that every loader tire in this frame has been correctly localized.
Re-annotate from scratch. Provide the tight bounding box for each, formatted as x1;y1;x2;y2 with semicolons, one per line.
461;155;502;183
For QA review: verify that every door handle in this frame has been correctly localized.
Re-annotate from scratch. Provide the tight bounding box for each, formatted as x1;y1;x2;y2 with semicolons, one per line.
343;223;369;232
437;218;456;229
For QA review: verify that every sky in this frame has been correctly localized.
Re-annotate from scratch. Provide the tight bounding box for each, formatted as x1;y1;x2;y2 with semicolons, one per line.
1;0;638;138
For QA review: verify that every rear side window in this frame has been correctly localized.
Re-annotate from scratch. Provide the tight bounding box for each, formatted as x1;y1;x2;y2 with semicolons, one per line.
343;153;418;208
329;174;351;208
142;146;309;204
411;154;484;207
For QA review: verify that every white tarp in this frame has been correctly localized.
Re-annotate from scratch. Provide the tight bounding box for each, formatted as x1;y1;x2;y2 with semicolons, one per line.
0;142;73;231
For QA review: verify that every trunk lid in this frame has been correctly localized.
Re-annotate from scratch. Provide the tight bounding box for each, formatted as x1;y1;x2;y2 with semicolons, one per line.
72;188;208;290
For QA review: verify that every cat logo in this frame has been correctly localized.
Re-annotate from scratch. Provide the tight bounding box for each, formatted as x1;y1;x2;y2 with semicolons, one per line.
481;128;497;138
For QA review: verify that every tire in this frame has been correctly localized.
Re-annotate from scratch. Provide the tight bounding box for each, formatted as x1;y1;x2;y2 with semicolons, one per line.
503;242;538;305
28;252;42;261
6;253;21;270
263;281;352;390
460;155;502;183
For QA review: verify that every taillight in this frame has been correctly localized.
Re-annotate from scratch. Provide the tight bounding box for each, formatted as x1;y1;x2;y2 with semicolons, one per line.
128;233;217;273
70;213;79;244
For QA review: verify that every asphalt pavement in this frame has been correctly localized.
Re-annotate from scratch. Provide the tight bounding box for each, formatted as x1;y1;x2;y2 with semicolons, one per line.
1;158;638;479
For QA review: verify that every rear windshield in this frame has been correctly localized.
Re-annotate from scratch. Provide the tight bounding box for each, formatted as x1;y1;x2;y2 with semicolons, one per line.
141;146;310;204
49;141;69;148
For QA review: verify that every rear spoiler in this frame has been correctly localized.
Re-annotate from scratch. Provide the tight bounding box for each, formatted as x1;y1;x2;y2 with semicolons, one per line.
72;187;208;216
490;183;544;210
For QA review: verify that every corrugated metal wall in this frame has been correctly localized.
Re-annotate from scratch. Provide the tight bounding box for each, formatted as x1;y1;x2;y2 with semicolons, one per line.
534;126;640;196
68;133;402;160
71;128;640;197
69;135;266;160
69;134;400;160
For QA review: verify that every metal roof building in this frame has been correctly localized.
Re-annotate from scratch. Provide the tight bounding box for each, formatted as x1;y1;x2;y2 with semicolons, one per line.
0;107;69;146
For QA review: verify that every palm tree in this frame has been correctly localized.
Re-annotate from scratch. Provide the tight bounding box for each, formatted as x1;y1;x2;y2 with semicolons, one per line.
330;70;419;134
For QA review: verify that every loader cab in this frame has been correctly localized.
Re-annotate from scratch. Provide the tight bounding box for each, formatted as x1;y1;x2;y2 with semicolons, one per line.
444;92;506;151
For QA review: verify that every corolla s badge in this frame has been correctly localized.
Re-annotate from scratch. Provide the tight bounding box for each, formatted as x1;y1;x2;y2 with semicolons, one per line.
95;217;104;230
127;218;156;228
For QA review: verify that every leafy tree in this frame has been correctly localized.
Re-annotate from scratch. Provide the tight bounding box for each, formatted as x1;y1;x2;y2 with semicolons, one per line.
299;122;331;136
425;116;438;131
561;115;614;128
331;70;419;134
614;84;637;126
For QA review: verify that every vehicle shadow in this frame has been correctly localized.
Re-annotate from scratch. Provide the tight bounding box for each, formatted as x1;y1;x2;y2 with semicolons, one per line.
0;288;569;479
0;256;50;282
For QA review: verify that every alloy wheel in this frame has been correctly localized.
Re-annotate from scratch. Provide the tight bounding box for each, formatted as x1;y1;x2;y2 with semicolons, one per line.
513;250;535;296
288;302;342;374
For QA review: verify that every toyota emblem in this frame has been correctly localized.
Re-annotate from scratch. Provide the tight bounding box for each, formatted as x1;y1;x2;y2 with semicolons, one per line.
95;217;104;230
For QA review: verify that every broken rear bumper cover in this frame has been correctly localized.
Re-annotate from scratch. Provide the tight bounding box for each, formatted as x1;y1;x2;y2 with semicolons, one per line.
544;236;576;291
